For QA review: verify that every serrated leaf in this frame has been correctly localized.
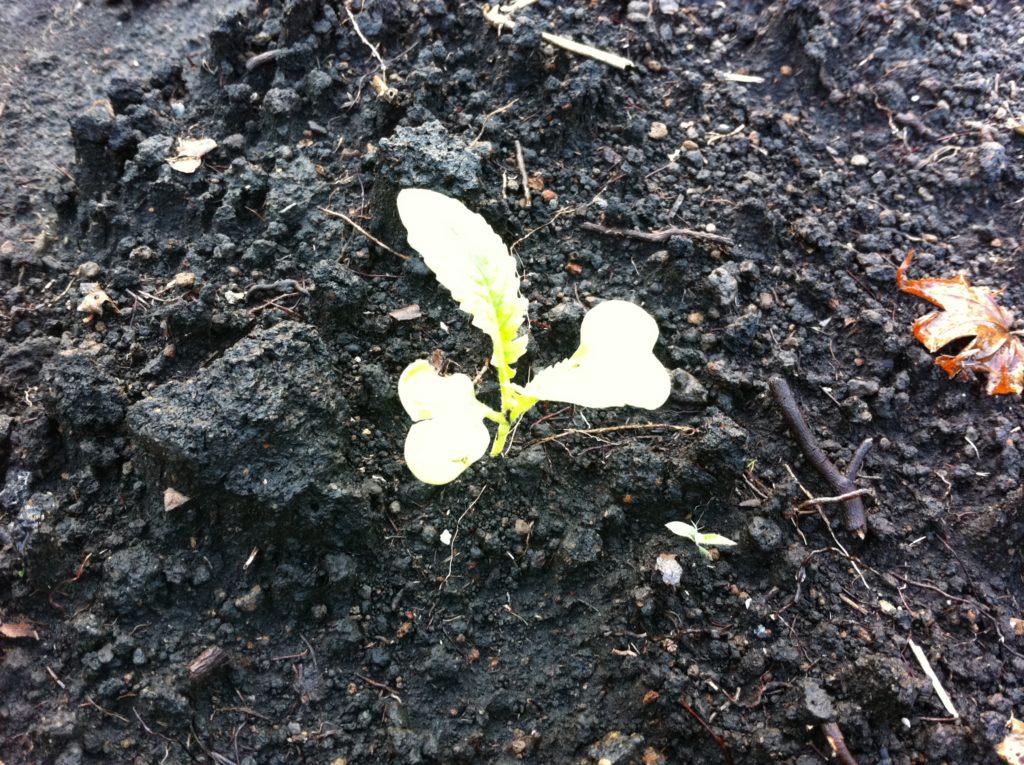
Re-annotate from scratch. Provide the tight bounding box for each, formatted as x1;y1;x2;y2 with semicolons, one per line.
523;300;670;409
397;189;529;376
897;251;1024;395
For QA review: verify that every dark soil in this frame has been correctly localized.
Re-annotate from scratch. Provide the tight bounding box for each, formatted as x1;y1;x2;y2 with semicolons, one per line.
2;1;1024;763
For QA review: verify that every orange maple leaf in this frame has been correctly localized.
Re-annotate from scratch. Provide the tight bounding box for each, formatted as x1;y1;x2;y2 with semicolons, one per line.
896;251;1024;395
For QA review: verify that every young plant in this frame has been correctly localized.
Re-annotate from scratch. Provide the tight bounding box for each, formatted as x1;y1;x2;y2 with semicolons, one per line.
665;521;737;561
396;188;671;484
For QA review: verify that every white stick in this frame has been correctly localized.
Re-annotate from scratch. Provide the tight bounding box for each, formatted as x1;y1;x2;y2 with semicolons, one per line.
908;638;959;718
482;4;634;71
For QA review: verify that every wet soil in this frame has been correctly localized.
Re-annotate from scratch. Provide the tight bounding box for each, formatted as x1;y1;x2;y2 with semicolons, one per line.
2;1;1024;763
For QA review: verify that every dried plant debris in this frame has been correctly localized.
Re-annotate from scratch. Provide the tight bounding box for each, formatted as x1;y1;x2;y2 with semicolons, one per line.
897;251;1024;395
1;622;40;640
76;284;115;321
997;716;1024;765
163;487;190;512
166;137;218;173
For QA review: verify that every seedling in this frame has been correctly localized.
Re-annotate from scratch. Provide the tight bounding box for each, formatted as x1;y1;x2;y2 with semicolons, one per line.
396;188;671;484
665;521;737;561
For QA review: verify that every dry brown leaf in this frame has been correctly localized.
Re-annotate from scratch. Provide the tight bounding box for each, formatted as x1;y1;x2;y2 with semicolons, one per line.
896;251;1024;395
997;716;1024;764
388;304;422;321
167;137;218;174
1;622;39;640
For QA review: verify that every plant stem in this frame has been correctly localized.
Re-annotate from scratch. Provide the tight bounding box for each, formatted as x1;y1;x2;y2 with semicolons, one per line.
490;418;511;457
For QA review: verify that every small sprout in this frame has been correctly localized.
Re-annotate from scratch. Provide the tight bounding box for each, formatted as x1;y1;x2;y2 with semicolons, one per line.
665;521;737;561
396;189;671;484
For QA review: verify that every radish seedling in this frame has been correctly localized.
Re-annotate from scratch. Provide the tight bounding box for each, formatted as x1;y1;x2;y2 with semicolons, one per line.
665;521;737;560
396;188;671;484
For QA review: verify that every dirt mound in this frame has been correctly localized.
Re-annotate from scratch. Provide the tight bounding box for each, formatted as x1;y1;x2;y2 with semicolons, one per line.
2;0;1023;763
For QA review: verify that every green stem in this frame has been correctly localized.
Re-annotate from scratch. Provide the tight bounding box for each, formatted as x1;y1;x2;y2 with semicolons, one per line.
490;417;511;457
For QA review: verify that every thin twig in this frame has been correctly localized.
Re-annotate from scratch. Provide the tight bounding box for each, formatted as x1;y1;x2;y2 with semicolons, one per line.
527;423;697;448
354;673;403;699
908;638;959;718
442;485;488;590
343;1;388;82
482;4;634;70
769;376;872;538
580;221;734;247
245;49;286;71
470;99;519;146
679;698;734;765
515;139;531;206
795;488;873;512
81;696;129;723
319;207;409;260
821;721;861;765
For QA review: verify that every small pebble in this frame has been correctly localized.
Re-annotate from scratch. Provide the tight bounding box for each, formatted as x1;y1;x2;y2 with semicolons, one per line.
850;153;869;167
649;121;669;140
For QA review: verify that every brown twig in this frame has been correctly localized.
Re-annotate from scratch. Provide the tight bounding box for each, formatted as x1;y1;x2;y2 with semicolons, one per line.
188;646;231;684
679;697;734;765
769;376;872;538
794;488;873;512
245;49;286;71
526;422;697;448
319;207;409;260
821;721;861;765
581;221;734;247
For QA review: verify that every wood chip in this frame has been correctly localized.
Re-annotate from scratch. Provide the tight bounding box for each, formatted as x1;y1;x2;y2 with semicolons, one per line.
389;304;422;321
167;137;218;174
164;487;190;512
908;638;959;718
1;622;40;640
187;645;230;683
719;71;765;84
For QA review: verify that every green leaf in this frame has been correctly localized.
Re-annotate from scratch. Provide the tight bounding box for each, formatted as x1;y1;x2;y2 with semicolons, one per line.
665;521;737;549
397;189;529;376
398;360;493;484
523;300;671;409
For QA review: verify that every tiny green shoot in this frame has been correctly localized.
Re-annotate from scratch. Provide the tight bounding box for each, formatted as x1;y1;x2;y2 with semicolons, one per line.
396;189;672;484
665;521;737;561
